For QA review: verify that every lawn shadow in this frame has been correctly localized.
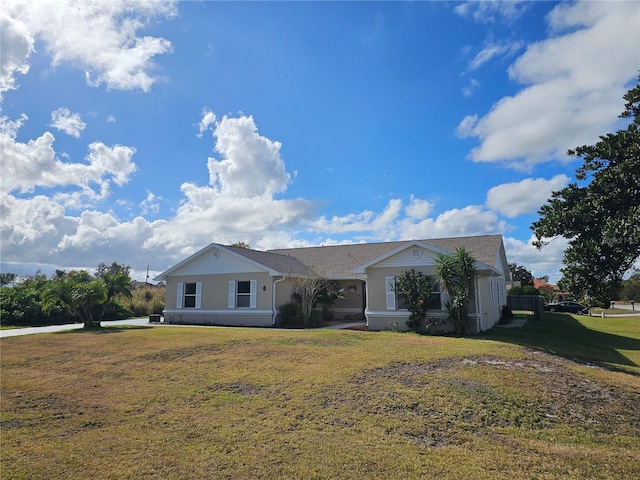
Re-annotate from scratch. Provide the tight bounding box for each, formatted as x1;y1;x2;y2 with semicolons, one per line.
478;313;640;375
55;325;153;335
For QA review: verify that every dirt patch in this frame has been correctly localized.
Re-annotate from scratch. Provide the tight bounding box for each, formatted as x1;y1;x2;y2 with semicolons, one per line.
316;352;640;448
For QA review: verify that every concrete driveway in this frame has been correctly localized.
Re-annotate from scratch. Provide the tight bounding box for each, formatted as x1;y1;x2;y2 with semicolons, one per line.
0;318;152;338
1;318;367;338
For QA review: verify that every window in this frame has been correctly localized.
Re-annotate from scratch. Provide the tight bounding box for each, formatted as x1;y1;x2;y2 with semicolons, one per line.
236;281;251;308
176;282;201;309
184;282;197;308
228;280;257;309
386;276;441;311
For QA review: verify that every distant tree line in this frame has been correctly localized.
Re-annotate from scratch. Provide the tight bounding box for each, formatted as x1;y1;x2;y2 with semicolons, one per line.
0;262;164;328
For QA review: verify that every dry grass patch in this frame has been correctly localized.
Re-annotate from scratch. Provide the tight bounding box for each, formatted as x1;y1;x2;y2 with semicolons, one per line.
2;326;639;479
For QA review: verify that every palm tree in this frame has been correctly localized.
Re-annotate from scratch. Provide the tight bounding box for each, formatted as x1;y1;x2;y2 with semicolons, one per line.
96;263;132;322
435;246;477;335
43;271;108;328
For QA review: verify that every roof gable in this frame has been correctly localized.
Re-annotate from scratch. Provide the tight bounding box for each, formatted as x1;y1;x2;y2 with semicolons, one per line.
155;244;312;280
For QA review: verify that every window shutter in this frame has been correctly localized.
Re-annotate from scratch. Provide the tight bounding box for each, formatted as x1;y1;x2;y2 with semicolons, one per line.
195;282;202;309
176;282;184;309
386;277;396;310
249;280;257;308
228;281;236;308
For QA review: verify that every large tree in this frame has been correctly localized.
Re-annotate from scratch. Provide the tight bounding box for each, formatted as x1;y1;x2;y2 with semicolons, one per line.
532;76;640;307
42;263;133;328
43;270;108;328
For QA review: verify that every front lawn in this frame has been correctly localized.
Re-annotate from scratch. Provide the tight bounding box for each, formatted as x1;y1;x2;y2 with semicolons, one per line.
1;319;639;479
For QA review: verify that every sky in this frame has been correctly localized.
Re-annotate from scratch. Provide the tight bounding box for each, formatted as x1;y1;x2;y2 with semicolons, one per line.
1;0;639;284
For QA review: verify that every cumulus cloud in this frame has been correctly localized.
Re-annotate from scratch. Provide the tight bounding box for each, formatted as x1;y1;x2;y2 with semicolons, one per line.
208;114;291;197
2;0;177;92
503;234;569;283
1;115;137;204
405;195;434;219
0;10;34;96
486;174;570;218
197;108;216;138
139;191;161;216
311;198;508;244
458;1;640;168
50;107;86;138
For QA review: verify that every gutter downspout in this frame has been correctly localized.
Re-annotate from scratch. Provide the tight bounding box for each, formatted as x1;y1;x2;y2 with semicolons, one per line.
272;276;286;326
475;277;482;333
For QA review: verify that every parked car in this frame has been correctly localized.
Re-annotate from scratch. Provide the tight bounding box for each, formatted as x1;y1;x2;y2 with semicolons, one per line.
544;301;589;314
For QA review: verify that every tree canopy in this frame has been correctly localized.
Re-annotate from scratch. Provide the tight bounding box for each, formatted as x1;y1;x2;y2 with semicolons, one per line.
508;263;534;287
532;76;640;306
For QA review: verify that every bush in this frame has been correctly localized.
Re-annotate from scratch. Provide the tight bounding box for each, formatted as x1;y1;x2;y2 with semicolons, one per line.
508;285;540;296
500;304;513;324
125;285;165;316
276;301;304;327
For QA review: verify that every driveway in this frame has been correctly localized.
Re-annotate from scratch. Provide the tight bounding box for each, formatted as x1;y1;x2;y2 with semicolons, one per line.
0;318;151;338
0;318;367;338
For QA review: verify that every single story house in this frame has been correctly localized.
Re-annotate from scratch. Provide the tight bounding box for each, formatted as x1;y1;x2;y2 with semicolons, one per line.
154;234;510;333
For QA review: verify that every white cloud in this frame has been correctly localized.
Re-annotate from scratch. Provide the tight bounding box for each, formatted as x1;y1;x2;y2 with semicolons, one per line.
467;41;522;71
50;107;86;138
0;10;34;96
405;195;434;219
311;198;507;244
462;79;480;98
503;234;569;284
2;0;177;92
208;114;291;197
197;108;217;138
1;115;136;205
399;205;508;240
486;174;570;218
107;114;116;123
458;1;640;168
455;1;528;24
139;191;160;216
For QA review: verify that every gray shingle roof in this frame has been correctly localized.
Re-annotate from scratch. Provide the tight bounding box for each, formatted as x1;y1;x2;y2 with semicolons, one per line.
265;234;503;278
225;246;313;275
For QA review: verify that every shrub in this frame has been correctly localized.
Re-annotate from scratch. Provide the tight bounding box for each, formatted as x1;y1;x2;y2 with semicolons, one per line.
276;301;304;327
125;285;165;316
500;304;513;324
508;285;540;296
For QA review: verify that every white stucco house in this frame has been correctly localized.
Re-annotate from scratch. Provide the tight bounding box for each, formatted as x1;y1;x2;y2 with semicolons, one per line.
154;234;511;333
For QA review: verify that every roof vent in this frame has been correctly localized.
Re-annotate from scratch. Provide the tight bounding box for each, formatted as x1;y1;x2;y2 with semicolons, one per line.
412;248;423;258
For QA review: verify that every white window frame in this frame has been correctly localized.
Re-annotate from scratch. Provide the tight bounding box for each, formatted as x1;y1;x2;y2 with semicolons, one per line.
177;282;201;309
228;280;257;309
386;276;442;311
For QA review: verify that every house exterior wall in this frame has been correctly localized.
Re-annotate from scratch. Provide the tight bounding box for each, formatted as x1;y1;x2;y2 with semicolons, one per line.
364;265;506;333
273;278;365;322
331;280;365;319
163;272;275;327
365;265;444;332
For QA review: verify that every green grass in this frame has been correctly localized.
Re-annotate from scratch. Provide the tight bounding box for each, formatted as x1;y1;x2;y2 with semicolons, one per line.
481;313;640;375
1;317;639;480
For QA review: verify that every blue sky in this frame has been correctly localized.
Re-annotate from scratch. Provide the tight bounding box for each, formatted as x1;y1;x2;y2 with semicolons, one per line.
1;0;639;283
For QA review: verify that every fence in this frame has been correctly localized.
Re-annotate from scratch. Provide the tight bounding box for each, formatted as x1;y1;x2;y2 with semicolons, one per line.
507;295;545;321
